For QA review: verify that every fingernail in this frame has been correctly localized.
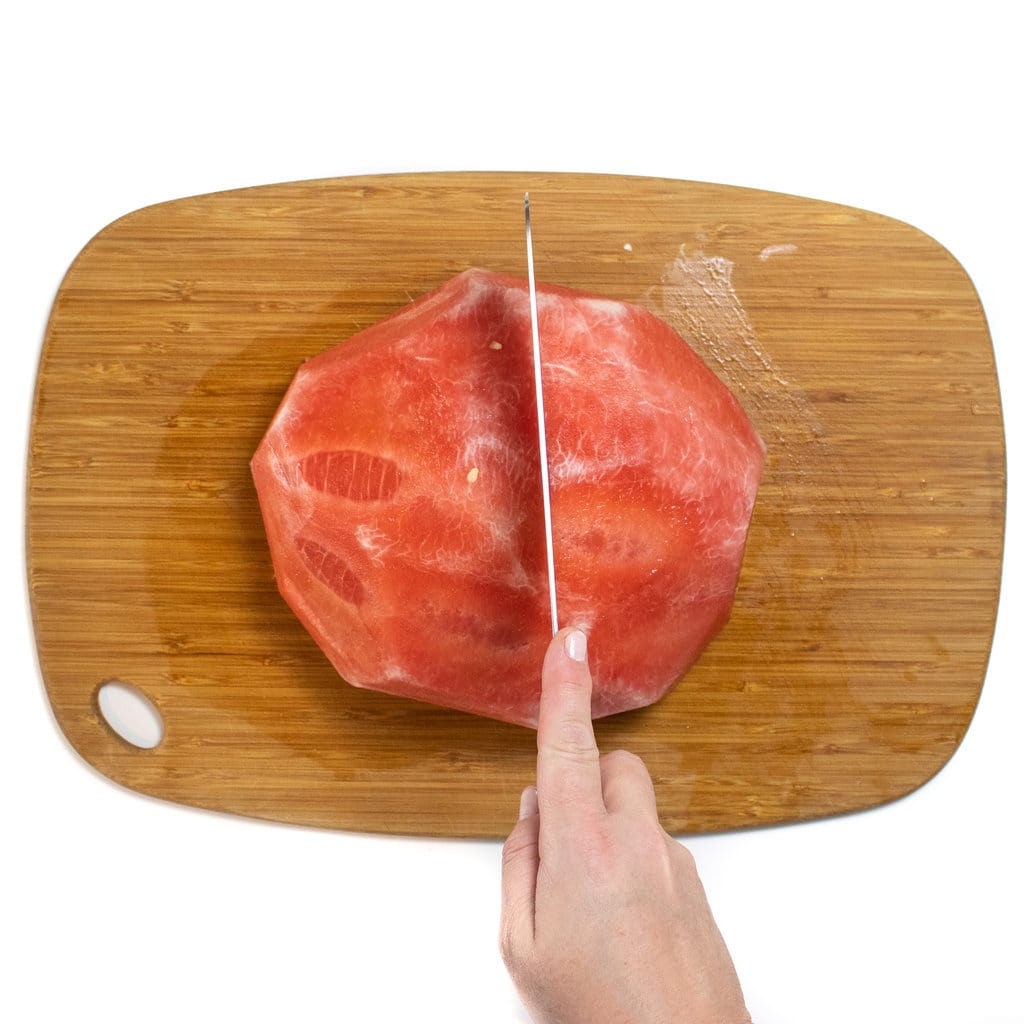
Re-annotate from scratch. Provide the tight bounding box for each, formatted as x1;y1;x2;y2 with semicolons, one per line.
564;629;588;663
519;785;538;819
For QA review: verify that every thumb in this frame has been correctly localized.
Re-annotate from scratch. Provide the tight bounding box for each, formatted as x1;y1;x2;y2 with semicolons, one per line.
499;786;540;969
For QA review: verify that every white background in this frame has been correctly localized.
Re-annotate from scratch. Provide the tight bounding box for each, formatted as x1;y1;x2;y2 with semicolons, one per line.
3;3;1021;1022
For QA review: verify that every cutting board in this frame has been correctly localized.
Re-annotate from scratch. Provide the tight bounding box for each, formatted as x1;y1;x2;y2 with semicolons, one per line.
27;172;1005;837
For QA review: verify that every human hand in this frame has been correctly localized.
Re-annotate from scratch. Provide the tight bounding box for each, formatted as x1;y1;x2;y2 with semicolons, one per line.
500;628;751;1024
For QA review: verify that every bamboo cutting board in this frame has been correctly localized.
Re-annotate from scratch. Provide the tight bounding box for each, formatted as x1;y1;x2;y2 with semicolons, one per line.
28;172;1005;837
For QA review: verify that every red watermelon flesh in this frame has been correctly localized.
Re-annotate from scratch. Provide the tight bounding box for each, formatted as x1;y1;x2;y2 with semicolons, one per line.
251;269;765;728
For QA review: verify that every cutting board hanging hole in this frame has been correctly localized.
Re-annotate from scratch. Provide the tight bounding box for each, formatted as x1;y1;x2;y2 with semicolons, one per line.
96;681;164;749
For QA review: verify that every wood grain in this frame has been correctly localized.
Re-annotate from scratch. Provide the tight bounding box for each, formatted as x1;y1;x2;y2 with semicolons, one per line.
27;172;1005;836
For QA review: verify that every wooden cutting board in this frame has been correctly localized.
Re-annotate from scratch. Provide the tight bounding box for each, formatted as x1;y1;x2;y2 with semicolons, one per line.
27;172;1005;837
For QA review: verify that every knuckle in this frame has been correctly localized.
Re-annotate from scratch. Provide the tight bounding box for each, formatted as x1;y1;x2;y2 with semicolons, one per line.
500;829;533;869
671;839;698;874
601;748;647;773
497;917;516;967
573;819;618;874
544;717;598;761
497;907;532;976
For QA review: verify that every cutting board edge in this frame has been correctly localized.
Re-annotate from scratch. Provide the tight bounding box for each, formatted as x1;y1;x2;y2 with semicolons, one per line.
43;167;996;282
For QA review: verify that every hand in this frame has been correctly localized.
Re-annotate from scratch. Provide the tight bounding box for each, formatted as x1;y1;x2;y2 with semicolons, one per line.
500;628;751;1024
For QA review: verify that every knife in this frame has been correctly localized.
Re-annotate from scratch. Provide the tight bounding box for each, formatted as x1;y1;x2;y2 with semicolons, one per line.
524;192;559;636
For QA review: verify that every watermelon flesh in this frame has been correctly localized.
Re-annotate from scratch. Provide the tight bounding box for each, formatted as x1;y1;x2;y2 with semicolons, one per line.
251;269;764;728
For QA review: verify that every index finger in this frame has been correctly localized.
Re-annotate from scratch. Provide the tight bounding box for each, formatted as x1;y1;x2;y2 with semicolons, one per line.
536;628;605;829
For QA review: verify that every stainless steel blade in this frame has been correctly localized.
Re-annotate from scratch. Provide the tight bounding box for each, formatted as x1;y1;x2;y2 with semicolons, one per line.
524;192;559;636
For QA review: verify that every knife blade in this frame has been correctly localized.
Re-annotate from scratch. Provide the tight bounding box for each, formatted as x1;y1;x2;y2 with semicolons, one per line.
524;192;559;636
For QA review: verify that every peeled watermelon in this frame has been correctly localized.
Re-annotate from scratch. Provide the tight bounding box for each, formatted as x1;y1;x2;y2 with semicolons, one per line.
251;269;765;727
